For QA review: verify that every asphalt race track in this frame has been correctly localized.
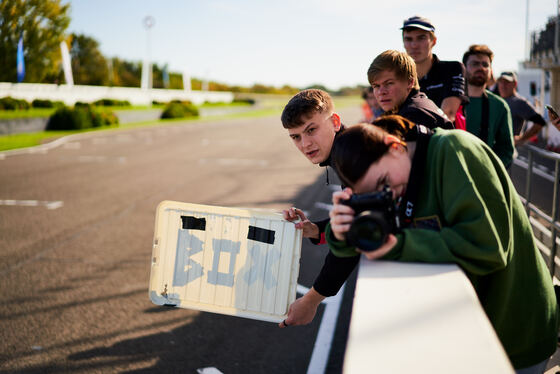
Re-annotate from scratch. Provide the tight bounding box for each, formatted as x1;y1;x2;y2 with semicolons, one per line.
0;106;361;374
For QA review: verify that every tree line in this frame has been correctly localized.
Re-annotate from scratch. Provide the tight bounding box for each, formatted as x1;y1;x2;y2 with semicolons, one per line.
0;0;361;96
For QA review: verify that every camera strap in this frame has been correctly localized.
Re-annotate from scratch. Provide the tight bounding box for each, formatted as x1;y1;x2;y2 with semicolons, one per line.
399;124;433;227
479;92;490;143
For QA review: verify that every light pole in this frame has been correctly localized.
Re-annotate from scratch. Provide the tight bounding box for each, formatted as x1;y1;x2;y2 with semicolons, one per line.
525;0;530;61
141;15;155;90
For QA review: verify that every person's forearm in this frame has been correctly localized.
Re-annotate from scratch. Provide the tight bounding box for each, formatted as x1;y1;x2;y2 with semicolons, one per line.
517;124;542;144
303;287;326;305
441;96;461;123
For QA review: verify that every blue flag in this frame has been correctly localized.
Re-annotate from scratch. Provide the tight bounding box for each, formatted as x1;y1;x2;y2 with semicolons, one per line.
17;34;25;82
162;63;170;89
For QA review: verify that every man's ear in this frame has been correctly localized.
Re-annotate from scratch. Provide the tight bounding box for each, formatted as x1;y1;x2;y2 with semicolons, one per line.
331;113;342;131
384;135;406;150
431;35;437;49
384;134;401;145
407;78;415;91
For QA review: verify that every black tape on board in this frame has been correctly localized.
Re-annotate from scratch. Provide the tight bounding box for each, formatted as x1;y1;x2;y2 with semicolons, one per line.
181;216;206;231
247;225;275;245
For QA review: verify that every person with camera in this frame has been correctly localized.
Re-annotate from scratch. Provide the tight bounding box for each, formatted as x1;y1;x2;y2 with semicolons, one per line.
325;115;558;373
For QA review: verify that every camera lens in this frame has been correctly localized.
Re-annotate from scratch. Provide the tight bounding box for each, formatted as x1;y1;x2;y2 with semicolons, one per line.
346;211;390;252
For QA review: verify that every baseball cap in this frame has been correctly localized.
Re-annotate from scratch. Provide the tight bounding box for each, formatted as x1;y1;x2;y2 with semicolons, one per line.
498;71;517;82
401;16;435;32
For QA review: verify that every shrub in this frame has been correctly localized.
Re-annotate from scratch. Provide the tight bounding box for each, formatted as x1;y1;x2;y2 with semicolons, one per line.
46;106;91;130
233;98;256;105
93;98;131;107
0;96;30;110
32;99;54;108
74;101;90;108
90;109;119;127
31;99;66;108
160;101;199;119
46;106;119;130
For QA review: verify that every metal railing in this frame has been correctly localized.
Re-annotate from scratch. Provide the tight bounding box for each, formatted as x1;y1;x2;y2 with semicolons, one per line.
516;144;560;277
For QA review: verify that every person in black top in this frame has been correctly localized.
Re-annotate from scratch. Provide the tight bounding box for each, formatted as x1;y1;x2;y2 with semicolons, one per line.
367;49;454;130
401;15;467;123
496;71;548;146
279;89;360;327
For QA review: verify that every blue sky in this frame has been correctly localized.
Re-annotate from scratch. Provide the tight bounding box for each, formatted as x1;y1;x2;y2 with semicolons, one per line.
67;0;558;90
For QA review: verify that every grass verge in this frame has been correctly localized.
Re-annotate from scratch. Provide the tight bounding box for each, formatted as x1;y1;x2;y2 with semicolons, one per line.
0;95;360;152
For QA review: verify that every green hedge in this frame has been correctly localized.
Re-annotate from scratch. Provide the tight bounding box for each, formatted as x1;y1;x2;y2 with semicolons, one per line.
160;101;199;119
93;98;131;107
0;96;30;110
46;105;119;131
31;99;65;108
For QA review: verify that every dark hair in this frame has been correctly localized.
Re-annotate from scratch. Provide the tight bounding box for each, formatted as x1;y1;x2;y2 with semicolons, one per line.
332;115;414;187
462;44;494;65
372;115;415;139
361;86;374;100
281;89;334;129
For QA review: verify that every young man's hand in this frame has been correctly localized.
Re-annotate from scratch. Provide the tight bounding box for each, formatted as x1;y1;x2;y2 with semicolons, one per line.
329;188;355;241
278;287;325;328
282;207;319;239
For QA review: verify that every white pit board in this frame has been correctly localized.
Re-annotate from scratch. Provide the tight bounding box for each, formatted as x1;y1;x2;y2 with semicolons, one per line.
149;201;302;323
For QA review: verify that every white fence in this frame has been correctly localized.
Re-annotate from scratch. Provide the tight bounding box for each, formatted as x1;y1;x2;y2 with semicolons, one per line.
344;261;514;373
0;82;234;106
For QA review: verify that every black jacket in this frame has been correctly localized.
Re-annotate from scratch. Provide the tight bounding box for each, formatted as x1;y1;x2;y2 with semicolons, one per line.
396;88;455;130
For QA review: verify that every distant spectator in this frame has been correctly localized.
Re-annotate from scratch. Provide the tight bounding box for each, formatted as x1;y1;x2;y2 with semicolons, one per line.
497;71;547;146
367;49;454;130
401;15;467;123
361;86;383;122
463;45;514;168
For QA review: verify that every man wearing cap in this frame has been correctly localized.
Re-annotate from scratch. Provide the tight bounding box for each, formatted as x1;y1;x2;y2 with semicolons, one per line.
497;71;548;146
401;15;467;123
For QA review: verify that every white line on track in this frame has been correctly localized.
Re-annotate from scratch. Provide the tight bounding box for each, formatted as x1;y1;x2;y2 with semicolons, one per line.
0;200;64;210
197;367;224;374
297;283;346;374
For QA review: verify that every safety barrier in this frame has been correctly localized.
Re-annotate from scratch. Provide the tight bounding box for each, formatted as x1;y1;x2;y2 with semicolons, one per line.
516;144;560;277
0;82;234;106
344;261;514;373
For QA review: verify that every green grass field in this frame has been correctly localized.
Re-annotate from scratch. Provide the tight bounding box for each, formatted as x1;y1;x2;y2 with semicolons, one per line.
0;96;360;152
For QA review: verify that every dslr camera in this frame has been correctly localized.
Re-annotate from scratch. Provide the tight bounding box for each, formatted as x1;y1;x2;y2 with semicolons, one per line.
341;186;401;252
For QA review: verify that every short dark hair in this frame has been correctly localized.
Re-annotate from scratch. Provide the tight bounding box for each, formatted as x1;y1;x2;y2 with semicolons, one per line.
362;86;374;100
367;50;419;90
281;89;334;129
462;44;494;65
332;115;414;187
